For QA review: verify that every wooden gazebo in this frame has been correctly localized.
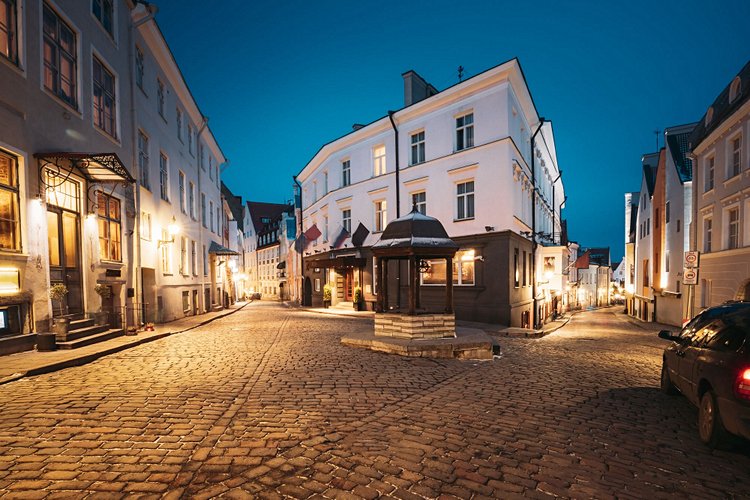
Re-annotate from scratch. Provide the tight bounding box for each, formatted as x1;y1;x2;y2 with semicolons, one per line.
371;208;459;339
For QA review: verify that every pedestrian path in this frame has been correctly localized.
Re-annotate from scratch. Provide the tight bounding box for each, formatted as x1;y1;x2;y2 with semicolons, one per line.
0;302;250;385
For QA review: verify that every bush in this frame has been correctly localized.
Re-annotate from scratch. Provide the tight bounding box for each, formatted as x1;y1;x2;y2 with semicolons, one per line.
323;284;332;302
354;286;363;304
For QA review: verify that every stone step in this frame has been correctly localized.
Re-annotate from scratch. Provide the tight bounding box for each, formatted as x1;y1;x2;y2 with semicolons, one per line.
56;329;124;350
334;301;354;310
60;324;110;342
69;317;96;330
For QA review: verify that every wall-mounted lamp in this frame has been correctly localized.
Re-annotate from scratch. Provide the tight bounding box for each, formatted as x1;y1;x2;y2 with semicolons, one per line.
485;226;494;232
158;216;180;246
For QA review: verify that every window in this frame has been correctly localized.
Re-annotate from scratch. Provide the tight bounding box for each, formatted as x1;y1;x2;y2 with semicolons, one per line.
704;218;712;252
191;240;197;275
209;201;214;232
157;78;165;117
201;193;206;227
665;201;670;224
374;200;386;232
421;249;476;286
323;171;328;195
159;153;169;201
0;151;20;251
198;143;204;170
373;145;386;176
137;130;150;190
514;248;519;287
411;191;426;214
729;135;742;178
188;182;195;219
705;156;715;192
92;0;113;35
97;191;121;262
410;131;425;165
180;236;188;275
43;3;77;107
341;160;351;187
666;252;670;273
92;57;116;137
203;244;207;276
456;181;475;220
647;218;650;235
161;230;171;274
728;208;739;249
135;46;144;90
456;113;474;151
182;291;189;313
729;77;741;104
178;171;186;214
342;209;351;233
0;0;19;65
522;251;527;286
209;156;214;180
140;211;151;241
323;215;328;242
188;123;194;155
176;108;183;142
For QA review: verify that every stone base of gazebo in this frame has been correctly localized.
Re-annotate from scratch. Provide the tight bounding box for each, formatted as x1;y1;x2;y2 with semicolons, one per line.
342;326;493;360
374;312;455;339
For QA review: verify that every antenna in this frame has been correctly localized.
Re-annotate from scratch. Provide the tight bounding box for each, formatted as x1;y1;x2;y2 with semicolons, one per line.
654;129;660;150
458;66;464;82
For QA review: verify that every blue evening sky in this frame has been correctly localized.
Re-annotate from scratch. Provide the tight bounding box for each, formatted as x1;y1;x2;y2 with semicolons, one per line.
154;0;750;262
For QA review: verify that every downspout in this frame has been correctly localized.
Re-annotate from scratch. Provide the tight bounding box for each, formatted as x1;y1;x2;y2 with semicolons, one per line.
531;118;546;330
551;171;562;245
293;175;303;305
196;117;208;310
129;2;158;327
387;111;402;309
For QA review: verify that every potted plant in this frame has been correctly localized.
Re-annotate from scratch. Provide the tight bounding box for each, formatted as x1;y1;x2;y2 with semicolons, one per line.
353;286;363;311
49;283;69;337
126;325;138;336
93;284;112;325
323;284;332;308
144;322;155;331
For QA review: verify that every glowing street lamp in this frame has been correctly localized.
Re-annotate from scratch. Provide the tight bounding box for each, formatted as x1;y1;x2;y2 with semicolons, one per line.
159;216;180;246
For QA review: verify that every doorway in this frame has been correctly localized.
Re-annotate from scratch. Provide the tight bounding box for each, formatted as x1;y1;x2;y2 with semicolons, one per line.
47;208;82;316
343;269;354;302
303;277;312;306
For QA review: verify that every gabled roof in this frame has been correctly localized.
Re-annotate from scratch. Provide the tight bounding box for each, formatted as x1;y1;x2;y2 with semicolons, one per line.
665;123;697;184
221;182;244;231
641;153;660;196
690;59;750;150
246;201;293;233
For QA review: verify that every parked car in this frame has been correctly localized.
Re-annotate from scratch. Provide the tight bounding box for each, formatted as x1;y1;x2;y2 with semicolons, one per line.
658;301;750;447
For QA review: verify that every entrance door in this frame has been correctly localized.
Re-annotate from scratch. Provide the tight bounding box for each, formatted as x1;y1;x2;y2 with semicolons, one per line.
344;270;354;302
47;208;82;316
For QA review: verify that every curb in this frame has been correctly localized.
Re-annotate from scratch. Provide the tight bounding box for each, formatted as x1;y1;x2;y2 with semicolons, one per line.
0;302;250;386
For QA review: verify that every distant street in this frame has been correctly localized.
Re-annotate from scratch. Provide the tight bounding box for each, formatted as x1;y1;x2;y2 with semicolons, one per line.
0;303;748;498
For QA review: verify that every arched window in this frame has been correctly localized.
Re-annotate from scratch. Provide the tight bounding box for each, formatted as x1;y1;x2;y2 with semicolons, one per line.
729;76;741;103
705;107;714;127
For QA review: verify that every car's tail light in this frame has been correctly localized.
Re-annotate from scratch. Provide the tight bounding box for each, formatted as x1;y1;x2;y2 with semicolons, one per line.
736;368;750;400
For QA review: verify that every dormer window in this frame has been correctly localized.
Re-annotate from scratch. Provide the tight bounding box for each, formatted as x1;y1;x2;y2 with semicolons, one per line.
705;107;714;127
729;76;741;103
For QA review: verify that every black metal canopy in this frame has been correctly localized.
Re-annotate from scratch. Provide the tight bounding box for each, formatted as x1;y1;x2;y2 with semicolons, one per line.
35;152;136;183
208;241;239;256
371;207;459;258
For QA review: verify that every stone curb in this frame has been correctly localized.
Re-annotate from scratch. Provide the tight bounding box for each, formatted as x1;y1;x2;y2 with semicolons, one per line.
0;302;250;386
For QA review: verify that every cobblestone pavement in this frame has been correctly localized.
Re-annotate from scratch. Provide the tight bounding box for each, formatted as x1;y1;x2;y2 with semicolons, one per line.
0;303;748;499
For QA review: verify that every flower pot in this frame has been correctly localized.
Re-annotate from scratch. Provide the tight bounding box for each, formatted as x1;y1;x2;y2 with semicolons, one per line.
126;327;138;336
52;318;70;338
36;333;57;352
323;300;330;309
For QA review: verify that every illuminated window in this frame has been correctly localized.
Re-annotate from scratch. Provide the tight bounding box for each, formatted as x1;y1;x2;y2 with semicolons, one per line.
140;211;151;241
161;229;171;274
97;191;121;262
729;77;741;103
0;0;19;65
43;3;77;107
93;57;117;136
421;249;476;286
92;0;113;35
410;131;425;165
374;200;386;232
373;145;386;176
456;113;474;151
180;236;188;275
0;151;20;251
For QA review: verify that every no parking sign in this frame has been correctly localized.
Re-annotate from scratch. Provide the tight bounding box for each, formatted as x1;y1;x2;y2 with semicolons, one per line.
684;251;700;269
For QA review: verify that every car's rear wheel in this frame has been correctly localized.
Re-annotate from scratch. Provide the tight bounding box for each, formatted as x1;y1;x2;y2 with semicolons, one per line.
660;361;677;395
698;390;729;447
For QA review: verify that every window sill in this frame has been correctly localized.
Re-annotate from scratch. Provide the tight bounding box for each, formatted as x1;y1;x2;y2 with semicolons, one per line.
100;260;123;268
723;174;741;186
702;188;714;196
454;217;475;222
42;88;82;119
93;125;121;147
0;251;28;261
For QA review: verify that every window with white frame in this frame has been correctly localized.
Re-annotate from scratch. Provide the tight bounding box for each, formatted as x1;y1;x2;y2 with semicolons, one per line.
341;159;351;187
410;131;425;165
176;108;183;142
140;211;151;241
188;123;194;155
373;145;386;176
704;217;712;252
323;215;328;242
135;45;144;90
0;0;19;65
412;191;426;214
43;3;78;107
421;249;476;286
189;181;195;219
342;208;351;233
323;171;328;195
159;153;169;201
137;131;150;190
729;135;742;178
178;171;186;213
97;191;121;262
456;113;474;151
0;150;20;251
191;240;197;275
705;155;715;191
161;229;171;274
92;0;113;35
209;156;214;180
201;192;206;227
157;78;165;117
312;180;317;202
203;244;207;276
456;180;474;220
180;236;188;275
209;200;214;232
728;207;739;249
374;200;386;232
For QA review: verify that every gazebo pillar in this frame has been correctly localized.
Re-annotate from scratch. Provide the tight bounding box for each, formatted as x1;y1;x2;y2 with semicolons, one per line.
408;256;417;315
377;257;388;313
445;256;453;314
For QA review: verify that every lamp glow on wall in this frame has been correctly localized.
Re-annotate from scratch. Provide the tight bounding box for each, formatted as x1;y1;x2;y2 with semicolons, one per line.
158;216;180;246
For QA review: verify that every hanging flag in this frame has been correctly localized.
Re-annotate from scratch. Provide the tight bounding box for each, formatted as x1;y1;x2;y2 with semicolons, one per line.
351;223;370;247
332;225;350;249
303;224;321;241
293;233;307;253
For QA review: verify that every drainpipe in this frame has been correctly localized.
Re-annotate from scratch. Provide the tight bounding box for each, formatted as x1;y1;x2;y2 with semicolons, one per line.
531;117;546;330
387;111;402;309
551;171;562;245
196;117;209;310
293;175;303;305
128;2;158;327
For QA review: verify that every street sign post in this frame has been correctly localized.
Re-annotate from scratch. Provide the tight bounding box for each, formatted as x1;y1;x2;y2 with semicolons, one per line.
683;268;698;285
684;251;700;269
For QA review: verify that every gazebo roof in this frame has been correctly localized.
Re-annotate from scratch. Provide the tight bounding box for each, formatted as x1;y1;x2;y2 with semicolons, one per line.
372;208;459;257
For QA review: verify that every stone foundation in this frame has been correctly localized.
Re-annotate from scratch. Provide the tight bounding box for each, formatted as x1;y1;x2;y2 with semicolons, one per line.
374;312;456;339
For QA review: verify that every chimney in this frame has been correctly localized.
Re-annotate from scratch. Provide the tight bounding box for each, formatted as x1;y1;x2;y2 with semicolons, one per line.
402;70;438;107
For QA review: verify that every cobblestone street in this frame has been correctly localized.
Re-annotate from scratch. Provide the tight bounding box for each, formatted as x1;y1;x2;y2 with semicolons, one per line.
0;302;749;499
